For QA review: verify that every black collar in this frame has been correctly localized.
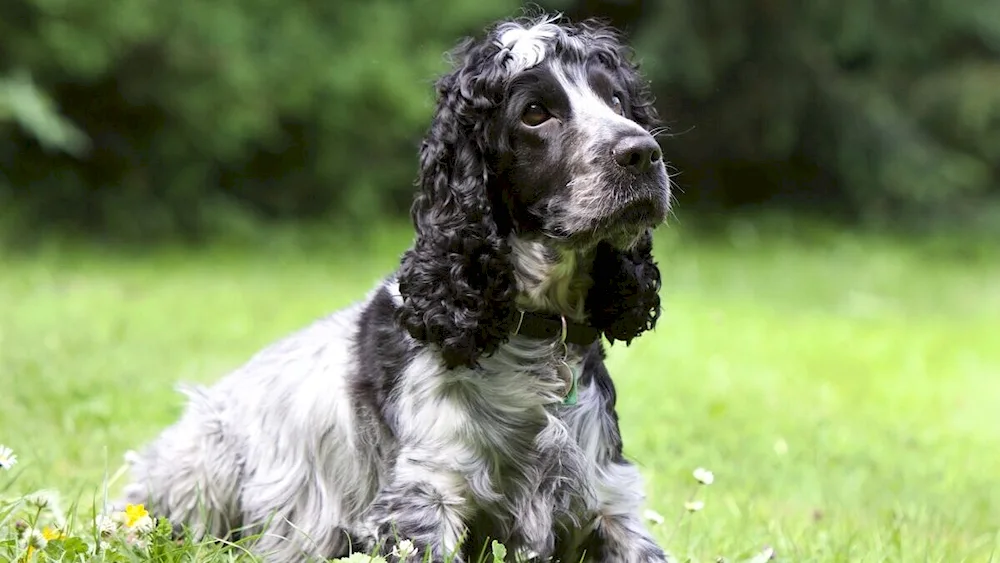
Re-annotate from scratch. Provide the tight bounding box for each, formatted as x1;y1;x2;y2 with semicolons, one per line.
512;310;601;346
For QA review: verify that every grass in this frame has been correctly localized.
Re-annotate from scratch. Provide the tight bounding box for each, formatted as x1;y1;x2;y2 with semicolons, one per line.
1;218;999;561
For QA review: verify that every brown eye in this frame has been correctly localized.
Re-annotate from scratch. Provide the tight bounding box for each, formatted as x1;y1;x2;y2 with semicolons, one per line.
521;103;551;126
611;95;624;116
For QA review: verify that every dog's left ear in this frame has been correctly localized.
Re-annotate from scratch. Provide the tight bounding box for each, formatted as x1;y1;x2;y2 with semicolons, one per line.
586;231;661;345
584;28;664;344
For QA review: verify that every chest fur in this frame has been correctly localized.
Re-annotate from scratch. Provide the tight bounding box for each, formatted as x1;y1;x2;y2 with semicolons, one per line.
393;341;604;552
457;345;601;551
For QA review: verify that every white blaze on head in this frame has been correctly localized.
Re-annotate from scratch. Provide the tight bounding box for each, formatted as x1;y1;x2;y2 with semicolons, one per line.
552;61;647;138
495;18;563;72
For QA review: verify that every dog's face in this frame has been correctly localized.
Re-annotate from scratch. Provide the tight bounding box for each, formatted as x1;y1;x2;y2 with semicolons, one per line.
399;17;667;367
491;21;671;251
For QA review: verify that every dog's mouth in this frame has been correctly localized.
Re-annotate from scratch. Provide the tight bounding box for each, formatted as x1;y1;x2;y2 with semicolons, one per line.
607;198;667;229
587;196;668;249
540;186;670;250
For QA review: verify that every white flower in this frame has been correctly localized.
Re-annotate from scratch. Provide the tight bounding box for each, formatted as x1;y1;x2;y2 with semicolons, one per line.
747;546;776;562
111;510;127;526
391;539;417;559
125;531;150;554
0;444;17;470
131;514;155;534
24;491;52;508
684;500;705;512
21;527;48;550
773;438;789;456
95;514;119;537
693;467;714;486
642;508;665;525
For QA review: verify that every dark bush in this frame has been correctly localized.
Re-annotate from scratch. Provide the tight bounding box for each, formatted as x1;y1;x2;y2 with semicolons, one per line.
1;0;998;239
0;0;519;239
626;0;1000;226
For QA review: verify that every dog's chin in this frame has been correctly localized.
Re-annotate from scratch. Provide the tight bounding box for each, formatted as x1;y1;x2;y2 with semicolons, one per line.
564;198;667;251
547;224;655;253
607;198;666;239
603;227;652;251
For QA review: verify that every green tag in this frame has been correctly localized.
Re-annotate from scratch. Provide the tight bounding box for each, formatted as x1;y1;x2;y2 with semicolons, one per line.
562;364;579;406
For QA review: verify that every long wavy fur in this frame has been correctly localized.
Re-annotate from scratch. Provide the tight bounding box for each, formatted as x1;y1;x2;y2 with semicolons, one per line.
396;17;665;368
395;37;518;370
580;20;664;345
121;15;674;563
587;233;662;344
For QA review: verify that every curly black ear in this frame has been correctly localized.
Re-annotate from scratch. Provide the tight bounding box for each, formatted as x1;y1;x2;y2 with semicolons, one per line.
395;39;518;370
585;231;662;345
580;22;664;345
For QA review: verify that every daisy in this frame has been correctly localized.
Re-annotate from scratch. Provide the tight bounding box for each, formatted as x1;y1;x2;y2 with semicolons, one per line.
747;546;776;562
24;490;55;508
773;438;789;456
21;526;48;555
684;500;705;512
0;444;16;470
391;538;417;559
692;467;715;486
642;508;665;525
95;513;119;537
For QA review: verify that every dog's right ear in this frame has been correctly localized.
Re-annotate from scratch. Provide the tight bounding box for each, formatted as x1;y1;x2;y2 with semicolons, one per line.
586;231;662;346
395;38;519;370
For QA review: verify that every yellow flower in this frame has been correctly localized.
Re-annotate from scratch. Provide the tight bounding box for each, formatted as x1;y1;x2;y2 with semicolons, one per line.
42;527;65;541
124;504;149;528
123;503;155;535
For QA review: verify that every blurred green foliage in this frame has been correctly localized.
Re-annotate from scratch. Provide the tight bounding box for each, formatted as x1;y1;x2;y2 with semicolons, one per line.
632;0;1000;226
0;0;519;238
0;0;998;239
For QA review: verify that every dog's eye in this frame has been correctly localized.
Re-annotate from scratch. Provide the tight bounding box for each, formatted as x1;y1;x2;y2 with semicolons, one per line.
611;95;625;116
521;103;551;126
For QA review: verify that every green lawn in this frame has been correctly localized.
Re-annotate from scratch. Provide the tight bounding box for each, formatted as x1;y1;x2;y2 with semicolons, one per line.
2;220;999;562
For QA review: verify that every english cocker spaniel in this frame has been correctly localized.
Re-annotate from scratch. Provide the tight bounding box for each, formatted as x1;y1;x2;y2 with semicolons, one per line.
122;13;673;563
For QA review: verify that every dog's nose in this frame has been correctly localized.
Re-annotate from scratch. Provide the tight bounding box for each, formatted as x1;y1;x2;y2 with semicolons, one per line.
612;135;662;173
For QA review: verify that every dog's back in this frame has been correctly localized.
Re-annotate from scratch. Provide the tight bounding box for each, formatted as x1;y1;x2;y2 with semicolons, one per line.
123;298;380;560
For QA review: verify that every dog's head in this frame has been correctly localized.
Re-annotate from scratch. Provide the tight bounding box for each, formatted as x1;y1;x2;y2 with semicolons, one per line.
491;19;670;250
397;15;669;368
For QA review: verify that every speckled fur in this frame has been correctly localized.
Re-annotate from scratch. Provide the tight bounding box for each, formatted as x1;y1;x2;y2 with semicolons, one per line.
122;13;673;563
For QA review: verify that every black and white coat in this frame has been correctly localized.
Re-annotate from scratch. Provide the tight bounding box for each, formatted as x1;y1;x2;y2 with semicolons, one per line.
123;14;674;563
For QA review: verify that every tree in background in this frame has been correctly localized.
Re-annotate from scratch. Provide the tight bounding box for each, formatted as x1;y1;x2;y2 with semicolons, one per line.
617;0;1000;226
1;0;998;239
0;0;518;238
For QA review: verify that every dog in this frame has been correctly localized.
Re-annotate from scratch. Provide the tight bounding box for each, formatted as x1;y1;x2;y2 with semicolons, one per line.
121;13;673;563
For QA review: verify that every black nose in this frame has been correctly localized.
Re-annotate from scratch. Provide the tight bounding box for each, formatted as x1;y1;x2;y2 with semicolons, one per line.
612;135;662;173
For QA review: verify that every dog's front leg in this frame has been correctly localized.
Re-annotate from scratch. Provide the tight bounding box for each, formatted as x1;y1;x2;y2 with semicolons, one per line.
581;459;671;563
364;451;471;563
